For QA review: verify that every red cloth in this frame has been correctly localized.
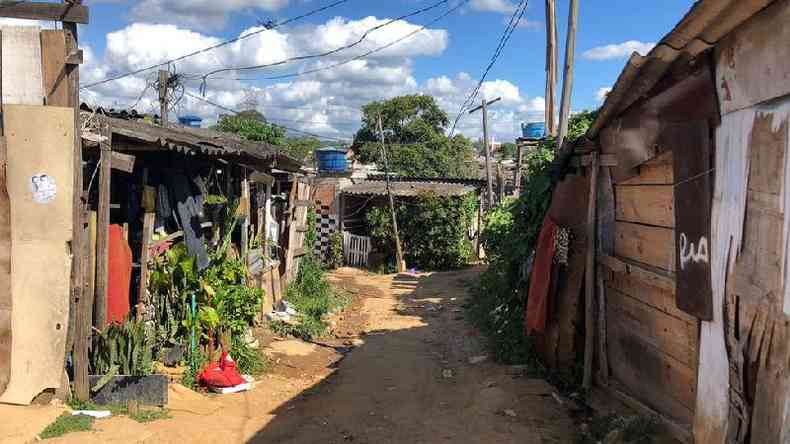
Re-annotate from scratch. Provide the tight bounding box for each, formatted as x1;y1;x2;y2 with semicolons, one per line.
525;216;557;335
107;224;132;324
200;352;246;388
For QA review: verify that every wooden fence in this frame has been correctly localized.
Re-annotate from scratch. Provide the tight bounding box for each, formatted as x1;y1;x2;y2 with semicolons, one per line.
343;231;371;268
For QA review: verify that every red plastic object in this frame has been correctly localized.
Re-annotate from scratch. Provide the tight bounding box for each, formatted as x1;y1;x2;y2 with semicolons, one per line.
107;224;132;325
199;352;245;388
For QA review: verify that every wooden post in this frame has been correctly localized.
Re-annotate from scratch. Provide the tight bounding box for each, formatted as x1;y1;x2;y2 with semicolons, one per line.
63;2;90;401
137;212;154;321
95;120;112;328
263;183;272;261
377;115;406;272
158;69;168;127
545;0;558;137
469;97;501;209
241;170;250;260
556;0;579;150
583;152;598;390
514;143;524;196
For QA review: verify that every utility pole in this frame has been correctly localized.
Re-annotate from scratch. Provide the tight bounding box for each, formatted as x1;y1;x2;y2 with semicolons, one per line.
469;97;501;209
377;115;406;273
557;0;580;150
545;0;558;137
158;69;169;127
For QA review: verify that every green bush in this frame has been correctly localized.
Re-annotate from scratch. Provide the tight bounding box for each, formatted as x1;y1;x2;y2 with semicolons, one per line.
366;192;477;271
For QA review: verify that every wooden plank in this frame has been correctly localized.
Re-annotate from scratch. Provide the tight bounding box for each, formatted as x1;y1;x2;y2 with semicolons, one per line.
241;173;250;259
572;153;618;167
0;29;9;398
599;253;675;292
607;384;693;444
584;154;598;389
294;199;313;208
608;268;694;324
607;287;697;368
618;151;673;185
137;213;154;320
607;317;696;424
672;121;713;321
110;151;135;173
0;3;89;24
249;171;275;186
0;105;73;405
716;0;790;115
614;221;675;271
94;120;111;328
615;185;674;227
1;26;43;105
40;30;68;107
63;8;89;402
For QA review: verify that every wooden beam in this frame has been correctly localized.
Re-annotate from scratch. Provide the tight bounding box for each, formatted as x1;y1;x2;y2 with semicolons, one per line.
249;171;275;186
583;153;598;390
572;153;618;167
293;199;313;208
241;171;250;259
0;2;89;24
63;3;90;401
94;120;111;328
599;253;675;292
110;151;135;173
0;29;10;399
137;213;154;321
40;30;68;107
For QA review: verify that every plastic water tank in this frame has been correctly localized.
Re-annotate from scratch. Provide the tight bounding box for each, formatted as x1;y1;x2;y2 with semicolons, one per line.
178;115;203;128
315;147;349;173
521;122;546;140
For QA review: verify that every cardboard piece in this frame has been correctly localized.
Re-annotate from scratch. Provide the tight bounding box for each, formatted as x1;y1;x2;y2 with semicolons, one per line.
0;105;73;405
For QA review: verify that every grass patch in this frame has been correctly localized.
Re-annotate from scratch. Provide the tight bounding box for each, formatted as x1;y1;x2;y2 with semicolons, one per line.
130;408;171;423
39;414;94;440
231;337;269;376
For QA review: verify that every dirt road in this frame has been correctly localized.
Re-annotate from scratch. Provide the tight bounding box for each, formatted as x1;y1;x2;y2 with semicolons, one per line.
1;267;578;443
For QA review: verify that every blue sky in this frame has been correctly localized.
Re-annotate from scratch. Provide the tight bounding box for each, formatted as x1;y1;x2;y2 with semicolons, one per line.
69;0;694;141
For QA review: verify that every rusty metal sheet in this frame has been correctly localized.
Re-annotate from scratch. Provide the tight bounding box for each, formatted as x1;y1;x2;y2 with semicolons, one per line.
672;121;713;320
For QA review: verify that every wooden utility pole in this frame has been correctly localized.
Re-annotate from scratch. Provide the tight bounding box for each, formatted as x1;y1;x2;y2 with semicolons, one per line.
469;97;501;208
557;0;580;150
158;69;169;127
545;0;558;136
377;115;406;273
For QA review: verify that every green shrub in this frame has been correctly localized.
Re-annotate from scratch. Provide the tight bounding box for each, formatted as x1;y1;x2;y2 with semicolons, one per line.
90;318;153;376
366;192;477;271
39;414;93;440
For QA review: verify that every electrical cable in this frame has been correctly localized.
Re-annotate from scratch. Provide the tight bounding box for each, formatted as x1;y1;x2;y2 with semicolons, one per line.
449;0;528;136
199;0;452;83
184;91;350;142
203;0;470;83
80;0;352;89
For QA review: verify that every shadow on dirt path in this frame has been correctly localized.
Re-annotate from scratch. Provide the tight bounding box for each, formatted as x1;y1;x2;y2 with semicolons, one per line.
248;267;577;444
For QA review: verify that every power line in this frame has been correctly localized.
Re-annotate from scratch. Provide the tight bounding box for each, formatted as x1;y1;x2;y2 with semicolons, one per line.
200;0;452;82
449;0;528;136
217;0;471;83
184;91;350;142
80;0;352;89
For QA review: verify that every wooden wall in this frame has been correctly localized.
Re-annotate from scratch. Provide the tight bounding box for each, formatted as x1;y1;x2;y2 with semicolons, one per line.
604;151;700;427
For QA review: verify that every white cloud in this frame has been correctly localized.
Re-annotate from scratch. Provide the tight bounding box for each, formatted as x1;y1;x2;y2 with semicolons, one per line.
596;87;612;102
81;17;531;142
470;0;517;14
130;0;289;30
582;40;655;61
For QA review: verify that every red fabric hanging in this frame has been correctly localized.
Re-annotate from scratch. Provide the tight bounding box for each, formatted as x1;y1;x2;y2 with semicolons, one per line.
525;216;558;334
107;224;132;325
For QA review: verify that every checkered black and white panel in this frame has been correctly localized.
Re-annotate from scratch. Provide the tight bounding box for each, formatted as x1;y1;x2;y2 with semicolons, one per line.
314;204;337;263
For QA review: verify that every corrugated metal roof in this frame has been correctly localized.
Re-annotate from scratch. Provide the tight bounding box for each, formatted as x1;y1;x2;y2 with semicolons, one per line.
82;114;303;172
588;0;774;138
342;181;475;197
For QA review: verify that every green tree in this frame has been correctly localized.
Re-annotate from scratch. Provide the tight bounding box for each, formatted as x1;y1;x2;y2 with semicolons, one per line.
352;95;476;177
216;112;285;145
283;137;321;162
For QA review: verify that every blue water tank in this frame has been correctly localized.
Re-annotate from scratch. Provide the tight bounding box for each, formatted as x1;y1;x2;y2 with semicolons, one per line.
178;115;203;128
521;122;546;140
316;147;349;173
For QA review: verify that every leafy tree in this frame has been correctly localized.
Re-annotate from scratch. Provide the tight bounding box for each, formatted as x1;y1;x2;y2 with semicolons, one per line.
352;95;476;177
216;113;285;145
283;137;321;162
497;142;517;160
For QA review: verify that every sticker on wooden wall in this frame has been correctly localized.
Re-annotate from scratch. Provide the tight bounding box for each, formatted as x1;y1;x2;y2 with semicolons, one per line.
29;174;57;204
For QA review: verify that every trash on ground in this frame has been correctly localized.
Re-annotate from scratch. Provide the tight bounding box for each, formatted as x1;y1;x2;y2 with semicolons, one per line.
468;355;488;364
71;410;112;419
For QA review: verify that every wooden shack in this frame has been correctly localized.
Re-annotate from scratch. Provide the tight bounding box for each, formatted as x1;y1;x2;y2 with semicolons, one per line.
558;1;790;442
